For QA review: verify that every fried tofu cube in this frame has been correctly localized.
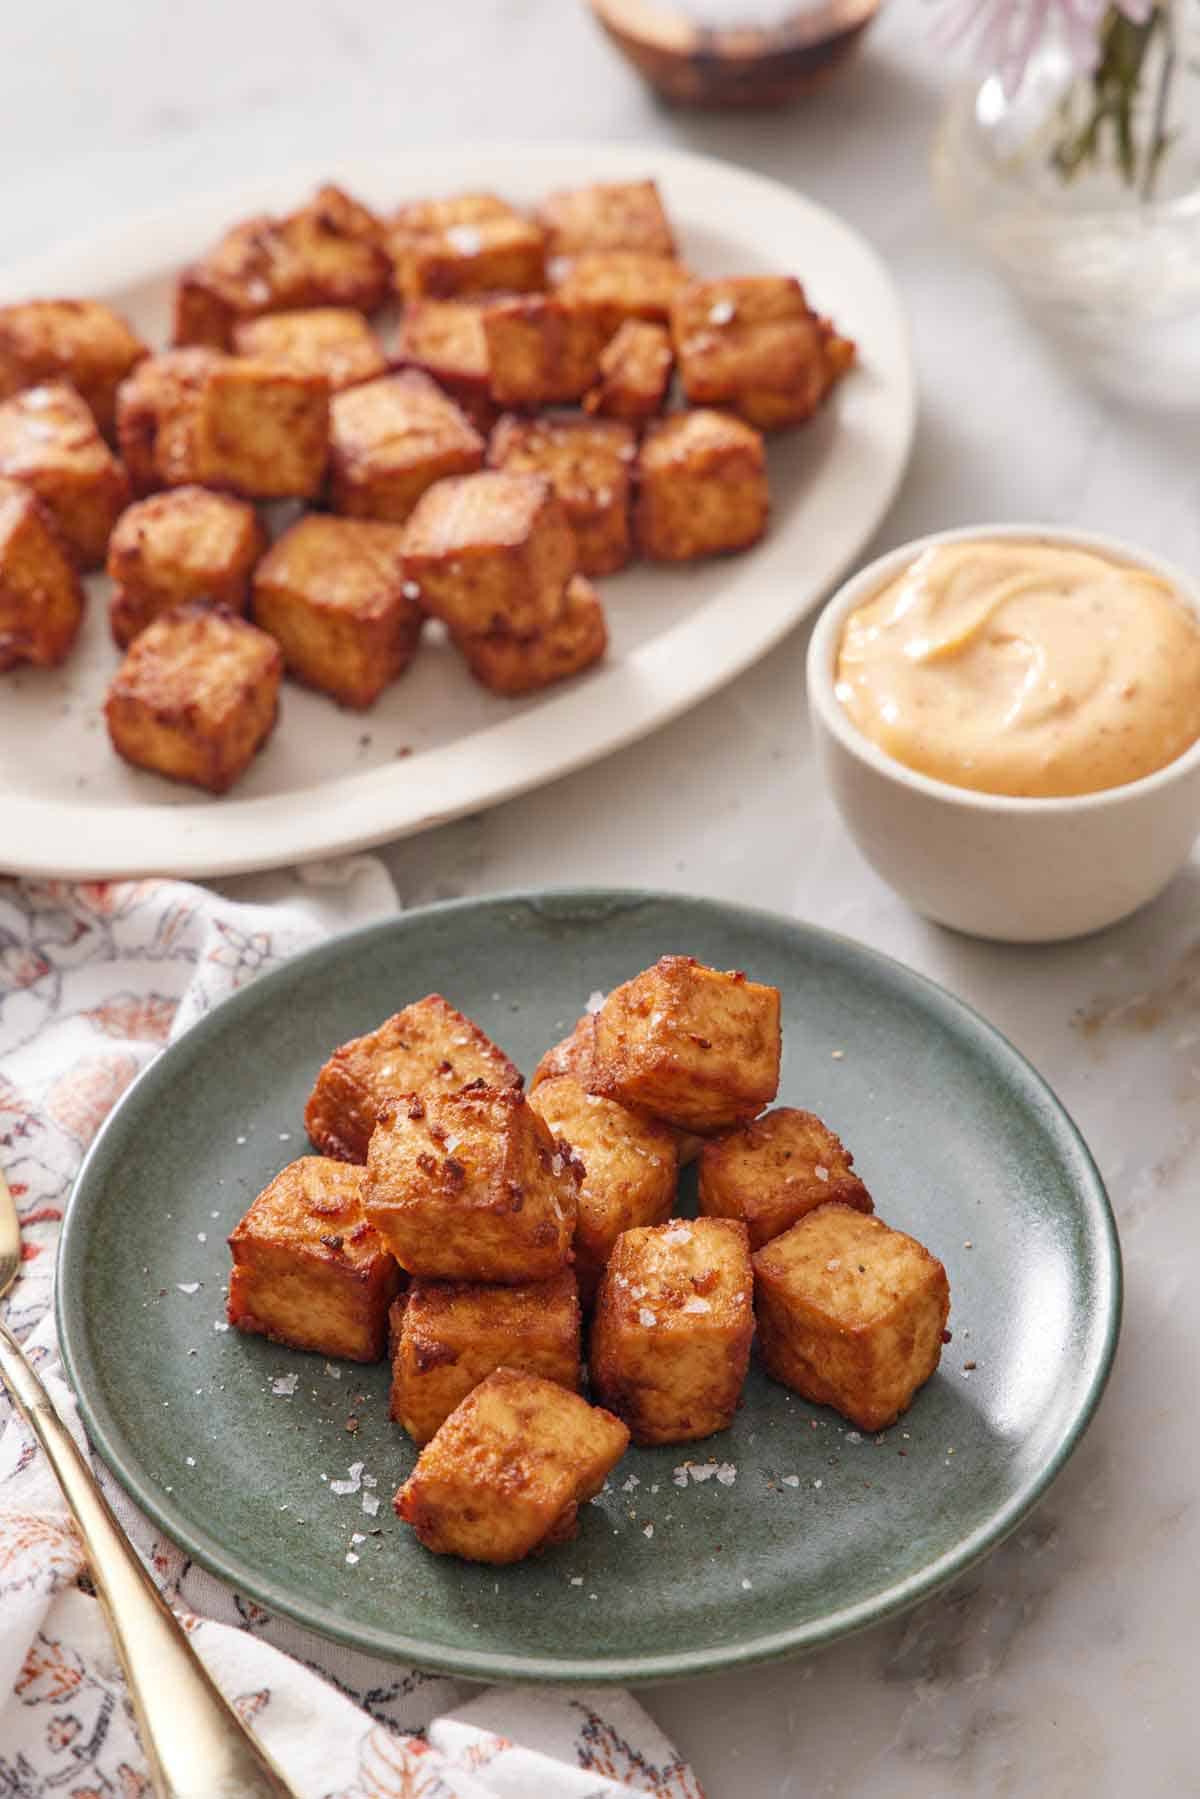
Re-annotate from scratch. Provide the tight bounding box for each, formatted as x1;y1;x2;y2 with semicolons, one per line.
483;295;616;409
488;412;634;577
174;184;390;349
106;485;266;648
538;179;676;257
0;477;84;670
227;1156;401;1361
555;251;690;327
0;383;130;570
114;351;328;500
252;514;422;709
671;276;855;431
114;349;219;495
401;470;576;639
753;1204;950;1431
305;994;522;1164
590;1218;753;1444
453;573;607;698
104;603;282;793
531;1015;705;1167
0;299;147;437
363;1084;578;1283
328;370;484;522
530;1012;598;1091
395;1367;628;1562
635;409;767;563
388;192;546;301
232;306;387;391
388;1270;581;1444
392;298;496;431
528;1075;677;1303
698;1108;873;1251
583;320;673;423
590;955;781;1134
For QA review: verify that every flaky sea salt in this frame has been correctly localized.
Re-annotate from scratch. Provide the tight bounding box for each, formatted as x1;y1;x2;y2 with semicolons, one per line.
638;1307;656;1328
271;1374;298;1397
682;1296;711;1314
345;1552;359;1566
673;1466;689;1487
330;1461;365;1496
362;1493;380;1517
586;989;606;1013
715;1463;737;1487
446;224;482;255
741;1578;752;1591
663;1226;693;1246
781;1475;800;1488
621;1474;640;1492
176;1282;200;1295
643;1524;654;1539
570;1576;584;1586
690;1462;718;1483
814;1165;829;1182
325;1363;342;1379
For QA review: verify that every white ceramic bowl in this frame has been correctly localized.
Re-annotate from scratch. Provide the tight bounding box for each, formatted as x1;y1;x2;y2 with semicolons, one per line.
806;523;1200;943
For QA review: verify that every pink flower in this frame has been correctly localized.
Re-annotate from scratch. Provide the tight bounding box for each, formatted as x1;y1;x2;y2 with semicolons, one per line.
937;0;1156;96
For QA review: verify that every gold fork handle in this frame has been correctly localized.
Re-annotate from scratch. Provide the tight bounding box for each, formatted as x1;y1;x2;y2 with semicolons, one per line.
0;1319;300;1799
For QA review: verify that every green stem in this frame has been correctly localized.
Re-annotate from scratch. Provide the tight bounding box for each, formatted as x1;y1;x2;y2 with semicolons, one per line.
1142;4;1177;200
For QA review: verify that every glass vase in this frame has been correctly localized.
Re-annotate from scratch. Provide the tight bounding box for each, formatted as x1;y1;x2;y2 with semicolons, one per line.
932;3;1200;406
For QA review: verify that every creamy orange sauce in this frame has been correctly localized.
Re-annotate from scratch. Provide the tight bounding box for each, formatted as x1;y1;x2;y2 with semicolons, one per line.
834;540;1200;798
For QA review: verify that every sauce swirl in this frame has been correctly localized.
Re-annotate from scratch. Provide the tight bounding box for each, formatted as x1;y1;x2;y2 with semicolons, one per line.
834;540;1200;798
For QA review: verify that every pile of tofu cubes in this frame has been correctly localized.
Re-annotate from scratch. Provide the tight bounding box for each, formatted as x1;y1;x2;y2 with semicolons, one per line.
227;955;950;1566
0;177;853;793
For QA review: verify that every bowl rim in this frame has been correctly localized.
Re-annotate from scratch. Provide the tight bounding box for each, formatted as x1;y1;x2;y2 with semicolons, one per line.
806;520;1200;815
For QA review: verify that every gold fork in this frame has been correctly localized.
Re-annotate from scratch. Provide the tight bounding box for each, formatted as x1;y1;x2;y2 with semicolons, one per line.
0;1165;300;1798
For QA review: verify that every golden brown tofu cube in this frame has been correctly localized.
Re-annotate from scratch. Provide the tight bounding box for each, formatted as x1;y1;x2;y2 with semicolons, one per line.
556;251;690;327
453;573;607;698
0;383;130;570
392;298;496;431
591;954;781;1134
530;1012;598;1091
305;993;522;1164
114;349;219;495
635;409;767;563
232;306;387;391
753;1204;950;1431
528;1075;677;1304
488;412;634;577
252;514;423;709
388;192;546;301
227;1156;402;1361
671;276;855;431
699;1108;873;1250
394;1367;628;1562
590;1217;753;1445
114;351;328;500
0;477;84;670
530;1016;705;1166
483;295;616;409
388;1270;581;1445
104;603;282;793
401;470;576;639
583;320;673;423
106;485;266;648
328;370;484;523
364;1084;578;1283
174;184;390;349
538;180;676;257
0;299;147;437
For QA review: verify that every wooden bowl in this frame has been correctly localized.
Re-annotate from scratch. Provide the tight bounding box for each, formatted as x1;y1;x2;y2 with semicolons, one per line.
587;0;881;108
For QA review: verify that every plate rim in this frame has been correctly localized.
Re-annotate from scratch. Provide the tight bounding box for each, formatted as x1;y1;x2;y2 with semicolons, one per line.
55;888;1121;1683
0;140;915;882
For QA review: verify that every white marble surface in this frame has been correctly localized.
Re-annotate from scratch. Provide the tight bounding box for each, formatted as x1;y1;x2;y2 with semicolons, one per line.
4;4;1198;1792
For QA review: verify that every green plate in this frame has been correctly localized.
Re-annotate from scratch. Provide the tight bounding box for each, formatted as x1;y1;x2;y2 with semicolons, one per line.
57;890;1120;1684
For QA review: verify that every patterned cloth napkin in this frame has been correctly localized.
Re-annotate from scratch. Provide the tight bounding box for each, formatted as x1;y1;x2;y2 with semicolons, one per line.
0;870;699;1799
